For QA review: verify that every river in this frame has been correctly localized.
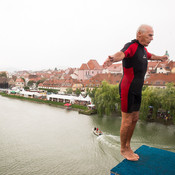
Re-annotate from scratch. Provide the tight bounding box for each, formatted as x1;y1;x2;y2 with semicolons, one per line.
0;95;175;175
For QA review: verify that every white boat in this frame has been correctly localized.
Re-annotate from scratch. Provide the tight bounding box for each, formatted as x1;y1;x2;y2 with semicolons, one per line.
93;129;103;136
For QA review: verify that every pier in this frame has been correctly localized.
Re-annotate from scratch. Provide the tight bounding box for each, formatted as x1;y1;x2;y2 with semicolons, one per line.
111;145;175;175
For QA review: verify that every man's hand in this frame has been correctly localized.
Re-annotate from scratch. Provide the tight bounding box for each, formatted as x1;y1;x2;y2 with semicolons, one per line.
160;55;169;62
103;56;114;68
151;54;169;62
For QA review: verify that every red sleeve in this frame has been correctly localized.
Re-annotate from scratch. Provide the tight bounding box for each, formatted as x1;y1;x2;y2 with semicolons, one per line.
121;43;138;58
144;48;152;59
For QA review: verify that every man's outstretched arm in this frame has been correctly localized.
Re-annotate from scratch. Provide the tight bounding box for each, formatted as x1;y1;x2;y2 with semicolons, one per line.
150;54;168;62
103;51;125;68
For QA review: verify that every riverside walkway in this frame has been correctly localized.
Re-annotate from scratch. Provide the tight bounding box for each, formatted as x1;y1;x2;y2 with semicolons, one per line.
111;145;175;175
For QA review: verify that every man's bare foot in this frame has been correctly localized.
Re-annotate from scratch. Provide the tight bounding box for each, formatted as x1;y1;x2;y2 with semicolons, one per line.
121;149;139;161
127;147;139;159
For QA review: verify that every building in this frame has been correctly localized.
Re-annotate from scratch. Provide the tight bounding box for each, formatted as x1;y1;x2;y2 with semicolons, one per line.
72;83;83;91
144;73;175;88
15;78;25;89
83;73;123;91
38;79;65;90
78;59;103;80
103;63;122;74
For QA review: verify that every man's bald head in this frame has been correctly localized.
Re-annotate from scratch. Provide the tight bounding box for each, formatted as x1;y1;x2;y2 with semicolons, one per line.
136;24;154;47
137;24;153;35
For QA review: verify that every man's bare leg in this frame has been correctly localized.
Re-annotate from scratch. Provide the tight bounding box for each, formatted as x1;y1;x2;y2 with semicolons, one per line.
120;112;139;161
125;111;139;159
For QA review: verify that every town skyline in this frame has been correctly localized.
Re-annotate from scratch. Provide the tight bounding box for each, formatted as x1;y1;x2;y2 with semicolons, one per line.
1;58;175;93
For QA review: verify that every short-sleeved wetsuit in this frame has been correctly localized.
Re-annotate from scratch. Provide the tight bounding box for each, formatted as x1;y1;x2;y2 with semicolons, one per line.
119;39;152;113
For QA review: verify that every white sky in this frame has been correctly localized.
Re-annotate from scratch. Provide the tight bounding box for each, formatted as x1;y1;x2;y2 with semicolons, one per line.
0;0;175;71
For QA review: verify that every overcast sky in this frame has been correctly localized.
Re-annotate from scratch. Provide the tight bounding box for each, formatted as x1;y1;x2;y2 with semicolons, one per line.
0;0;175;71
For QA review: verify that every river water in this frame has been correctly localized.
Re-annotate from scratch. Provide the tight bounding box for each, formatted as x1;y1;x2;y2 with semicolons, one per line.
0;96;175;175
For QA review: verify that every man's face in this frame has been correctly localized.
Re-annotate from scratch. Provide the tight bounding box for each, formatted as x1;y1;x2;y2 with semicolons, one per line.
138;27;154;47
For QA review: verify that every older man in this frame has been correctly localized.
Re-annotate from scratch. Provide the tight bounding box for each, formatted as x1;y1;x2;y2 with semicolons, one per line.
103;24;168;161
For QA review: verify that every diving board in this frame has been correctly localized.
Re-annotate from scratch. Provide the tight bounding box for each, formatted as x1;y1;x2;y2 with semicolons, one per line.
111;145;175;175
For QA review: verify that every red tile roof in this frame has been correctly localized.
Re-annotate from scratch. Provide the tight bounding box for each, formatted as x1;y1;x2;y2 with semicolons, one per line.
87;60;102;70
144;73;175;86
80;63;89;70
83;73;122;87
15;78;24;83
43;79;65;87
148;61;159;68
41;77;81;88
108;63;122;71
79;59;102;70
147;60;175;72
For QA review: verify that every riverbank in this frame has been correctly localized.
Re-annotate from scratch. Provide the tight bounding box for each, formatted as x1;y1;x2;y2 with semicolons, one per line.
0;92;88;111
0;92;174;124
146;117;174;125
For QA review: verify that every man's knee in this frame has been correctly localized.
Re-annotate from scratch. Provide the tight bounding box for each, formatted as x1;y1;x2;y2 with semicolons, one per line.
132;112;139;122
121;113;133;127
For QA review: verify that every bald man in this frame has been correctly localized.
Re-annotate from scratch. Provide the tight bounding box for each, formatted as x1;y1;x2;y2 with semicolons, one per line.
103;24;168;161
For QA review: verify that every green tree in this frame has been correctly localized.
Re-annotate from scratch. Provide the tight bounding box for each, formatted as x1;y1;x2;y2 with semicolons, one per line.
47;89;58;94
24;86;30;90
21;77;25;82
86;87;97;99
94;81;120;116
75;88;81;96
161;83;175;121
141;83;175;123
36;78;46;87
141;86;162;119
0;72;7;78
66;88;73;94
27;80;35;87
89;88;97;99
86;87;90;96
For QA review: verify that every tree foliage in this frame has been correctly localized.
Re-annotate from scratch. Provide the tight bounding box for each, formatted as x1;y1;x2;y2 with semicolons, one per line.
27;80;35;87
93;81;175;123
36;79;46;87
75;88;81;96
93;81;120;116
141;83;175;122
24;86;30;90
86;87;97;98
0;72;7;78
21;77;25;82
66;88;73;94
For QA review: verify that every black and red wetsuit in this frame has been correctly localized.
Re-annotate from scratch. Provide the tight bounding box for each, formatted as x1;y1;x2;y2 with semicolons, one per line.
119;39;152;113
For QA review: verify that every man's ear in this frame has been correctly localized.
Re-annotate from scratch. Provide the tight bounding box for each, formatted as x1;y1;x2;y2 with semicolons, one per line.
137;31;142;39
